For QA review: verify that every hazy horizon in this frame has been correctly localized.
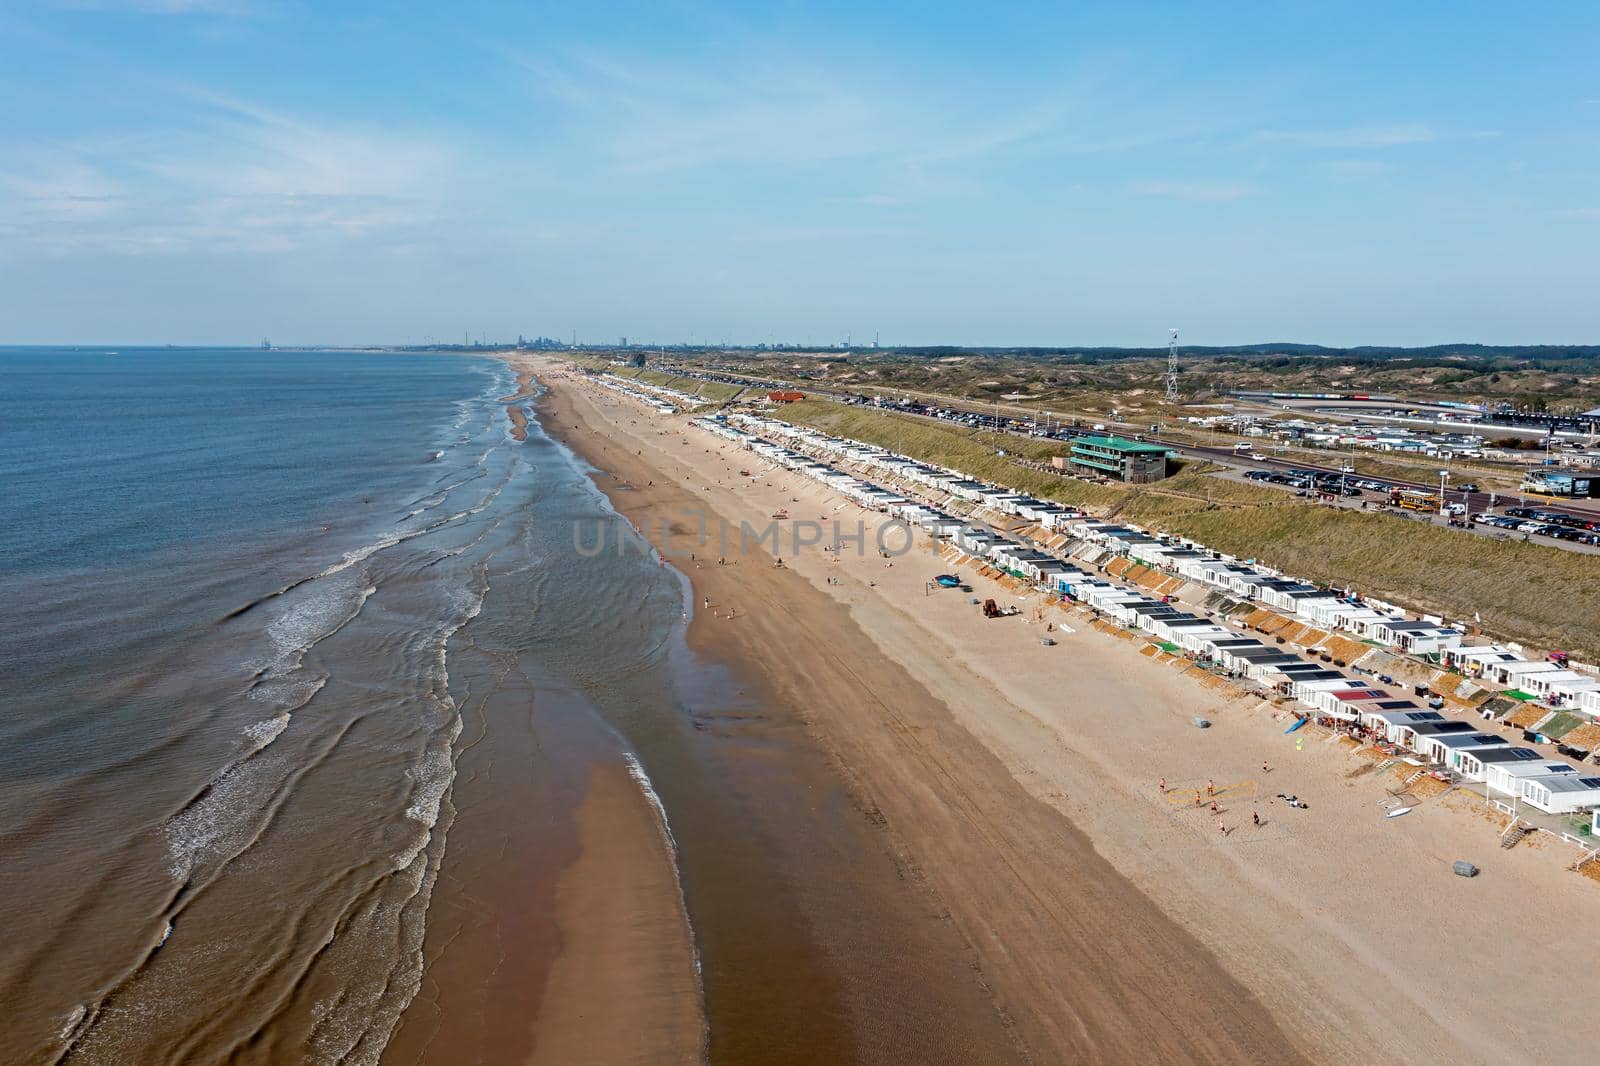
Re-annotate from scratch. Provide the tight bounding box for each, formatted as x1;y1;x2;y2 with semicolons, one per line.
8;338;1600;353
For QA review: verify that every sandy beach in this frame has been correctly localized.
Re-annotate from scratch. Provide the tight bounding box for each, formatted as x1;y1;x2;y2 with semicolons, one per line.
528;760;704;1066
526;353;1600;1065
499;367;537;441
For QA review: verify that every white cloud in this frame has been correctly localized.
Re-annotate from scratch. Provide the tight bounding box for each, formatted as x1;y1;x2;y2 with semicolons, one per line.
497;46;1152;179
504;49;898;174
0;90;464;258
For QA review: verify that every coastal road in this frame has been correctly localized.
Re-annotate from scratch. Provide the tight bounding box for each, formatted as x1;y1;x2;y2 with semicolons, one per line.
842;395;1600;535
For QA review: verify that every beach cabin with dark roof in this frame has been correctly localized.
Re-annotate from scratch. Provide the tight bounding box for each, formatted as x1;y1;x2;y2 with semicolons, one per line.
1455;746;1543;783
1403;718;1476;752
1521;774;1600;814
1418;731;1508;767
1444;645;1522;677
1359;708;1443;745
1487;760;1578;798
1371;619;1463;654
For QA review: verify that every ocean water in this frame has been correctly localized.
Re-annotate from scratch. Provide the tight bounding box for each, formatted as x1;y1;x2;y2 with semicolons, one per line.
0;348;706;1063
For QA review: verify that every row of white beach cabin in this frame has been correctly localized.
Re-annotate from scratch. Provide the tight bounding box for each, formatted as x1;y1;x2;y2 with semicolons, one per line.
1061;521;1465;654
690;415;1600;814
1030;530;1594;803
716;417;1598;737
725;415;1087;530
696;418;1310;686
722;413;1472;666
1442;645;1600;712
594;374;680;415
697;417;979;542
1352;708;1597;807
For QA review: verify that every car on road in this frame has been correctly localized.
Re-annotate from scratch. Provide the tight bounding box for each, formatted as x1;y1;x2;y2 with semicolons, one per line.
1248;452;1267;460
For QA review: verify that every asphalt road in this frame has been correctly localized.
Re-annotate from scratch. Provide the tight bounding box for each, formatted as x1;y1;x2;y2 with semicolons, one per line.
1164;438;1600;524
826;395;1600;549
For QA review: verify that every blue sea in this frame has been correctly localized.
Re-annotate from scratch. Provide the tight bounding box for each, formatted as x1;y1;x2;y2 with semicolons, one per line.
0;347;710;1062
1;348;491;573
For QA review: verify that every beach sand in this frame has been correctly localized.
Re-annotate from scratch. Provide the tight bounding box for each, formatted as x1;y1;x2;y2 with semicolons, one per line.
500;367;536;441
528;760;704;1066
528;354;1600;1065
382;660;705;1065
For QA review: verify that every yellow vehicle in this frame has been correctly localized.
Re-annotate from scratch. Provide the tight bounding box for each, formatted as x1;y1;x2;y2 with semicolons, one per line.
1389;488;1440;512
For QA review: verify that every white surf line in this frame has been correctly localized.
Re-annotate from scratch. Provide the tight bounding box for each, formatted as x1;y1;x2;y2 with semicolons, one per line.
620;748;711;1065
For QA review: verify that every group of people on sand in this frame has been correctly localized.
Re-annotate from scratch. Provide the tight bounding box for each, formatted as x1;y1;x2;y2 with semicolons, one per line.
1157;768;1277;836
701;595;737;620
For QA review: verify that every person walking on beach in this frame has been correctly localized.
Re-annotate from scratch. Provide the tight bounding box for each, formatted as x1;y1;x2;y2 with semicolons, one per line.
1262;761;1271;774
1158;777;1166;795
1210;800;1218;814
1206;779;1214;797
1252;811;1261;827
1218;820;1227;836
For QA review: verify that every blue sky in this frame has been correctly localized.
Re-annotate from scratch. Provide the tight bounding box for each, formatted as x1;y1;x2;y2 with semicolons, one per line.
2;1;1598;347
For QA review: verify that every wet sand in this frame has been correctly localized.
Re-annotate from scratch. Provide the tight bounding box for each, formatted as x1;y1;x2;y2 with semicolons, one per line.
500;367;536;441
382;591;706;1066
532;364;1312;1064
528;761;703;1066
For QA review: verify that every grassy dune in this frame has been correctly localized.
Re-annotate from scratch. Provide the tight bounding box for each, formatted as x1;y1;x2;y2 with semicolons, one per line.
627;369;742;403
781;400;1283;514
696;381;744;402
772;398;1600;660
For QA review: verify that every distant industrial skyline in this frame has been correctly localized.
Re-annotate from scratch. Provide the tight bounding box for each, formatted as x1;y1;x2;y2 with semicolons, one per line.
4;2;1600;347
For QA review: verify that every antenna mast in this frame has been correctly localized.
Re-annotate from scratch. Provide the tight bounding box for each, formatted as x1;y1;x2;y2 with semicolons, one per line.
1164;329;1180;404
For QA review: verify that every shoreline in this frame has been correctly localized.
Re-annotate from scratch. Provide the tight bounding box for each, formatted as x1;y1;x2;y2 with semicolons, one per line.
534;381;1033;1062
528;759;705;1066
500;365;536;440
527;354;1600;1065
529;359;1309;1063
